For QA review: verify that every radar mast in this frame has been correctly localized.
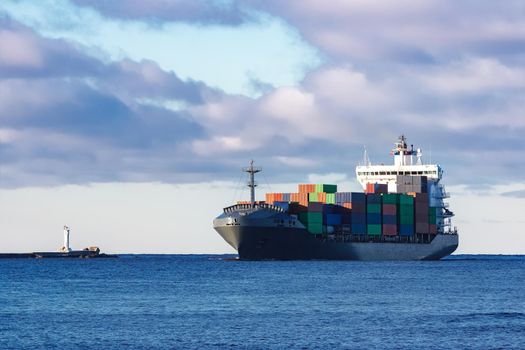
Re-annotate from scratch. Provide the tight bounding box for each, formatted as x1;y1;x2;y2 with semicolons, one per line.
242;160;262;207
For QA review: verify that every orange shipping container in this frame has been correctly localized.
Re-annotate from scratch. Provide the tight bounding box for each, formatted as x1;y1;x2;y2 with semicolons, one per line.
298;193;308;206
265;193;283;204
342;202;352;209
298;184;316;193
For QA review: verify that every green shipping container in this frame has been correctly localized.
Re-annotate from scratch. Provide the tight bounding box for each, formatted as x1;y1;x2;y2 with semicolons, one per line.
399;215;414;225
299;212;323;224
399;204;414;215
429;207;437;224
326;193;336;204
400;194;414;205
308;192;318;202
315;184;337;193
382;193;399;205
298;212;308;225
367;224;382;235
307;212;323;223
367;203;382;214
307;223;323;234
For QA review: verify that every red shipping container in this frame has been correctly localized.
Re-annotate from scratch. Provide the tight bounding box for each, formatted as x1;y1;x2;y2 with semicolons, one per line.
415;192;429;203
429;224;437;234
383;224;397;236
352;202;366;213
308;202;324;212
416;222;429;234
382;204;397;215
366;183;388;194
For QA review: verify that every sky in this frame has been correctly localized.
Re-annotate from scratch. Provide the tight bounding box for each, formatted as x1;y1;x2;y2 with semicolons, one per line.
0;0;524;254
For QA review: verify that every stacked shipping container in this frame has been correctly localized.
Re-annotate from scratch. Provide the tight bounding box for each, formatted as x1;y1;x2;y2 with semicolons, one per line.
259;182;437;236
351;193;367;234
382;194;398;235
395;176;428;193
366;183;388;194
297;202;323;234
415;193;429;234
399;194;415;236
366;194;382;235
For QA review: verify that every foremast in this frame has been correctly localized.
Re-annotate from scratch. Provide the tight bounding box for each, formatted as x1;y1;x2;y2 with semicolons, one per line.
242;160;262;207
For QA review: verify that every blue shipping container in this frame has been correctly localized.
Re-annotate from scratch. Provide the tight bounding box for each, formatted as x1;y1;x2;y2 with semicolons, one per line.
366;213;382;224
399;224;414;236
325;214;342;225
366;193;382;204
351;224;367;234
322;204;336;213
351;213;366;224
383;215;397;225
351;192;366;203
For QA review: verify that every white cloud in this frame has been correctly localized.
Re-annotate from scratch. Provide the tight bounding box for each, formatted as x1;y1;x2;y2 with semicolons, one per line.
419;58;525;94
275;156;317;167
0;0;322;96
0;28;42;68
307;172;348;184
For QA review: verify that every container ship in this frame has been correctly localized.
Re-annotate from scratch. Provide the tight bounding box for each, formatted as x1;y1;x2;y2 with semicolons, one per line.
213;135;458;260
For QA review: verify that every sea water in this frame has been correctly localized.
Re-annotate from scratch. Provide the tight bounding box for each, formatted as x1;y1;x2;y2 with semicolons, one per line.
1;255;524;349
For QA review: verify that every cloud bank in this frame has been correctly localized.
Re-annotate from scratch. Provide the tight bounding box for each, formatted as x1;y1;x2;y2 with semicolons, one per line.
0;1;524;189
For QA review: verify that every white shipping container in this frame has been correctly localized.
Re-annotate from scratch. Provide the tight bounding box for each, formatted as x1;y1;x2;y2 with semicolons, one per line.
388;182;398;193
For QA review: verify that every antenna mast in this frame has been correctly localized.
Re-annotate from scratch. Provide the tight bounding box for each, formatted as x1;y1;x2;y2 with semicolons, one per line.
363;146;370;166
242;160;262;207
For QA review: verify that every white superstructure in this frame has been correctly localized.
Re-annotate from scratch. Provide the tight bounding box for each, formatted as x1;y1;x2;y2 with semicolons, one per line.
355;135;455;233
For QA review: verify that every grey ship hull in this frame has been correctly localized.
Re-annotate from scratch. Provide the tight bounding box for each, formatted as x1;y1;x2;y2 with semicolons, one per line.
214;208;458;261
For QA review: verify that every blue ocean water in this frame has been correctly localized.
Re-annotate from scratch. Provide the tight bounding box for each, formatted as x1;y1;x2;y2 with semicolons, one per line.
1;255;524;349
